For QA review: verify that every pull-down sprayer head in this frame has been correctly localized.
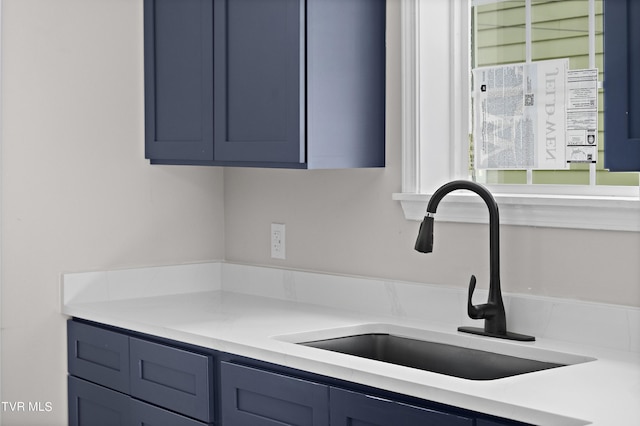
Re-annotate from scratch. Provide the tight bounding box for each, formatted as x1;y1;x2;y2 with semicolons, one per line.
414;213;434;253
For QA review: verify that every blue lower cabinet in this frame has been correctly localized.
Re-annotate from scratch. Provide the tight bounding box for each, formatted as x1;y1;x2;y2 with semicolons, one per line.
67;319;532;426
220;361;330;426
68;376;130;426
67;320;215;426
329;387;474;426
220;362;476;426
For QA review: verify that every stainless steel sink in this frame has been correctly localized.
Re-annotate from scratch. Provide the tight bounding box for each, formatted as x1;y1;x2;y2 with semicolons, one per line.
299;333;566;380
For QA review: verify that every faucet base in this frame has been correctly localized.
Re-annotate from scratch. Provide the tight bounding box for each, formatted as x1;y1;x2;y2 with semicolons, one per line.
458;326;535;342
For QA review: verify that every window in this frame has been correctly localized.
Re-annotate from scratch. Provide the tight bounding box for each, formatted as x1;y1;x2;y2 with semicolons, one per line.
393;0;640;232
472;0;638;185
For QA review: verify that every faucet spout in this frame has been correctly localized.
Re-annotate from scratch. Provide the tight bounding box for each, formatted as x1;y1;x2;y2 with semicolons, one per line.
415;180;534;342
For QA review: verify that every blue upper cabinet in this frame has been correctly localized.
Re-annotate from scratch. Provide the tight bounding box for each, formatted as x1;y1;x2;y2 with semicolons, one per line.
604;0;640;171
144;0;385;169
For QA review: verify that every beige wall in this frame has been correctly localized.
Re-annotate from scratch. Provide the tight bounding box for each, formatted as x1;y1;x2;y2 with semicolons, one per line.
1;0;225;424
0;0;638;425
224;0;640;307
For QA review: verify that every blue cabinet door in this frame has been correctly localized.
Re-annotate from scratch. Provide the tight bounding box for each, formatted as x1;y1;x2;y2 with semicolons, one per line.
220;362;329;426
604;0;640;171
144;0;214;161
329;387;474;426
213;0;304;164
68;376;130;426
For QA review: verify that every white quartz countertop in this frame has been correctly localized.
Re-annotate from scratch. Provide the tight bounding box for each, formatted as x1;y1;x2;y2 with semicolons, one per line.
62;284;640;426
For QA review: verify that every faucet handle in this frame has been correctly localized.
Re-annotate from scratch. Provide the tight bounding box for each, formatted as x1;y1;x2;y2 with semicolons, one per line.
466;275;482;319
466;275;496;320
461;275;536;341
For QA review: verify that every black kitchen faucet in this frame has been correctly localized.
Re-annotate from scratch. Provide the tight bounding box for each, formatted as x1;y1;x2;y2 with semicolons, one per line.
415;180;535;341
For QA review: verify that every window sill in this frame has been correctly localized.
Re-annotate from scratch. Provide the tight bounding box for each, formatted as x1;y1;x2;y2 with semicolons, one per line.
392;190;640;232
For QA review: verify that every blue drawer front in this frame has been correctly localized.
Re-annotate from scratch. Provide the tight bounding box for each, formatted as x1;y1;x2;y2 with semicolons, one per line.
68;376;130;426
68;321;130;393
129;337;214;423
221;362;329;426
330;387;474;426
131;399;208;426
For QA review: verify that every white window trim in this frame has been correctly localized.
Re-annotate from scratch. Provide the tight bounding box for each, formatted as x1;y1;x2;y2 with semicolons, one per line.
393;0;640;232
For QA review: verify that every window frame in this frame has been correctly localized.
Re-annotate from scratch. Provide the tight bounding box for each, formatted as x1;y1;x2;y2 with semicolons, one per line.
393;0;640;232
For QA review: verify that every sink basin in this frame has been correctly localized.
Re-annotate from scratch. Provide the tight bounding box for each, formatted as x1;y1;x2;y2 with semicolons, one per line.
300;333;564;380
280;324;596;381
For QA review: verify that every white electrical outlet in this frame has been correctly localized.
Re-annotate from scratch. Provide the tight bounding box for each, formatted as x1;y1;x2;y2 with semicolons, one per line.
271;223;286;259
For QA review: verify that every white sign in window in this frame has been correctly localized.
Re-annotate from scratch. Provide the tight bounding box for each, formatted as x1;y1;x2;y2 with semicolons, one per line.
566;68;599;164
473;59;597;170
